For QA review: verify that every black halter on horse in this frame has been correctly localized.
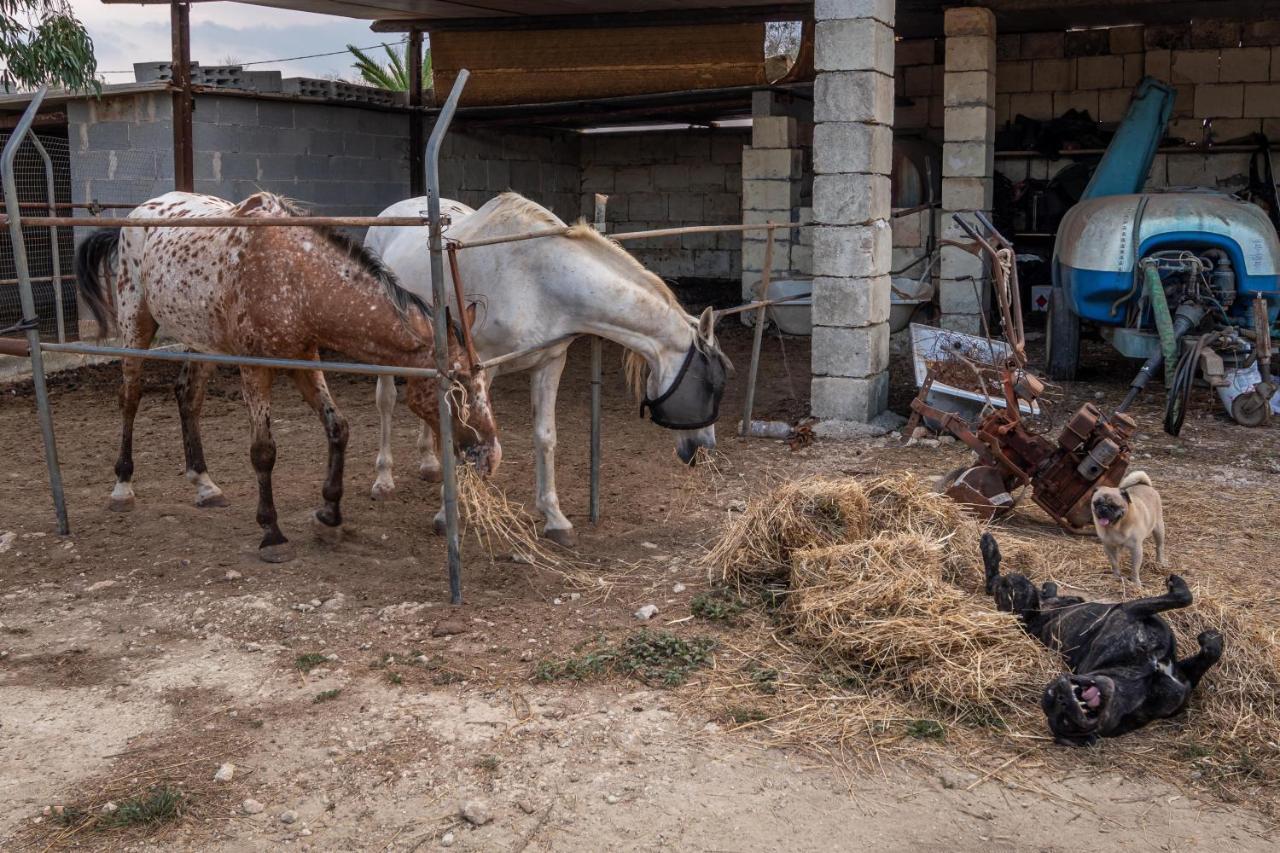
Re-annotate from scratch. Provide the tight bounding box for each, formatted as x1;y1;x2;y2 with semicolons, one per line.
639;342;728;430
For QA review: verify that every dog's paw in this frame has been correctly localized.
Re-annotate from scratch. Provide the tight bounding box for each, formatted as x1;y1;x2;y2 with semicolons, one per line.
1198;629;1224;656
1166;574;1191;599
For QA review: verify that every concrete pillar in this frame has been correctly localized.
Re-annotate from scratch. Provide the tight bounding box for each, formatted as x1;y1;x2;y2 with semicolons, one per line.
939;7;997;335
809;0;895;423
741;91;802;302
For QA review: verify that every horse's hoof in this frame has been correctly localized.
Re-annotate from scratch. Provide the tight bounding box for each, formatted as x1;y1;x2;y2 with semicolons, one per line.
108;496;135;513
311;512;344;545
543;527;578;549
370;481;396;501
258;543;295;564
196;492;228;508
419;465;444;483
432;516;446;536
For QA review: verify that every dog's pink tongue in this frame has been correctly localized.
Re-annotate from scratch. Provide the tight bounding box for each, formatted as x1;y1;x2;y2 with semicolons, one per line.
1083;686;1101;708
1097;517;1110;527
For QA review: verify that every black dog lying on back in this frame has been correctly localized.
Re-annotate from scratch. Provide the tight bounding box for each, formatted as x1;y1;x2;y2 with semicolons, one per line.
981;533;1223;745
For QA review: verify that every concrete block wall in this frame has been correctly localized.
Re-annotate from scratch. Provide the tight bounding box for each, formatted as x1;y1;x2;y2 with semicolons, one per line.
67;93;177;206
442;126;582;223
193;95;409;216
894;20;1280;197
580;129;745;280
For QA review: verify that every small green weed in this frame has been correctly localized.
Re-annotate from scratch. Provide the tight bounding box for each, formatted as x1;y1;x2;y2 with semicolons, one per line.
690;589;745;621
386;672;403;685
905;719;945;740
313;688;341;703
535;631;716;688
56;787;184;829
748;666;779;694
294;653;328;673
724;706;768;725
475;755;500;772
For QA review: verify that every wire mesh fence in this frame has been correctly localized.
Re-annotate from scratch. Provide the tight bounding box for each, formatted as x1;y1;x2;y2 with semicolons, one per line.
0;128;77;342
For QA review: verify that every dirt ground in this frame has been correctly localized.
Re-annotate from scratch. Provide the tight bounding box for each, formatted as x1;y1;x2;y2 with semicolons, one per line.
2;323;1279;851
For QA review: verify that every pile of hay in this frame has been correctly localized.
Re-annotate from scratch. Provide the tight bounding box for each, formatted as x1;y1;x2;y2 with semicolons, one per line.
707;474;1056;725
708;473;982;588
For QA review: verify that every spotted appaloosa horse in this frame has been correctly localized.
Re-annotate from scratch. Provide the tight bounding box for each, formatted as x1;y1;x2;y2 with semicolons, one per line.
74;191;501;562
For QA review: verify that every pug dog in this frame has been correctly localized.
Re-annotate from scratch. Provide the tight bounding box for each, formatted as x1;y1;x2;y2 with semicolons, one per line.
1091;471;1165;585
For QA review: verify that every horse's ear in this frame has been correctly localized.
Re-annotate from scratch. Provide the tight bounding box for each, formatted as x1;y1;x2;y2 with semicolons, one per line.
697;306;716;344
465;301;478;327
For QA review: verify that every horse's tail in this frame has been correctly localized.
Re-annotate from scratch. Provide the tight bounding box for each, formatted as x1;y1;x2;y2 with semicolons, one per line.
74;228;121;338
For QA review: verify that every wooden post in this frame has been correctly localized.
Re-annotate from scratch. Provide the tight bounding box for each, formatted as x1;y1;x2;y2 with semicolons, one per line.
170;1;194;192
408;29;425;197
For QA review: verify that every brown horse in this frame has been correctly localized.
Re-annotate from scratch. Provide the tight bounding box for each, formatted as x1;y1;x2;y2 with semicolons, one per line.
75;191;501;562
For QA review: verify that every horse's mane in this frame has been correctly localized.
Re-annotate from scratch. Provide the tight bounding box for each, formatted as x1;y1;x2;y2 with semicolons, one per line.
480;193;692;400
243;192;432;323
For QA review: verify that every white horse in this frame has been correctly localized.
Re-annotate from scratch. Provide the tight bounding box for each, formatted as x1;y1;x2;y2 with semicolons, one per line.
365;193;729;546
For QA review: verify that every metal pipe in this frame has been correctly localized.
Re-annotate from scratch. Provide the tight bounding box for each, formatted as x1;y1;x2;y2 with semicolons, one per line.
445;220;815;252
6;215;433;228
590;192;608;525
589;336;602;525
28;134;64;342
739;224;775;436
477;333;578;371
426;69;470;606
30;341;441;378
2;88;69;535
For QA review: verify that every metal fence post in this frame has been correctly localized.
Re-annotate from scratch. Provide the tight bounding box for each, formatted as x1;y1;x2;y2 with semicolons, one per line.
589;193;608;524
739;223;775;435
29;134;64;342
2;87;69;535
425;69;470;605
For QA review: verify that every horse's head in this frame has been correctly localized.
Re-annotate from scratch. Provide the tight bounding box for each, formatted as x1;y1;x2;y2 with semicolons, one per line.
635;307;731;465
406;304;501;477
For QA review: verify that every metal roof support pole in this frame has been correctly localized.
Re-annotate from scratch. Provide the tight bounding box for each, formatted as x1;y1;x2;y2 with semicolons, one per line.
426;69;469;605
408;29;425;197
2;87;70;535
171;0;194;192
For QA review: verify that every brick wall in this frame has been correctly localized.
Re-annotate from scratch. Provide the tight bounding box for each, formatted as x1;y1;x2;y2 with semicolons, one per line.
895;20;1280;196
579;129;745;280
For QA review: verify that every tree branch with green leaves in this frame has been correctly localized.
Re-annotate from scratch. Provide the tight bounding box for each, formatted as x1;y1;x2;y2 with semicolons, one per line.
347;41;430;92
0;0;98;93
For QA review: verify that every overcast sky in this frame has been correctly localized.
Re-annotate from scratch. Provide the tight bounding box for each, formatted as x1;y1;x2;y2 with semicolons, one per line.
72;1;398;83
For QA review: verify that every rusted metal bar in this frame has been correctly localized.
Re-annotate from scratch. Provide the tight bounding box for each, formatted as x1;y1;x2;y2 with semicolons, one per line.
445;244;480;368
714;291;809;320
170;1;194;192
739;224;776;436
408;29;425;196
15;202;140;210
6;215;433;228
